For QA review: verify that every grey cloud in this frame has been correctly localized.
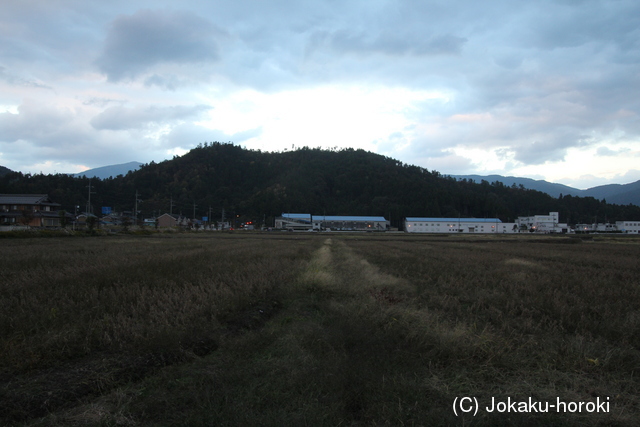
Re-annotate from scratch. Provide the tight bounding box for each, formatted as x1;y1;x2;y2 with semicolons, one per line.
596;146;632;157
82;97;127;108
0;66;52;90
0;100;127;168
96;9;222;81
510;130;593;165
232;127;263;143
409;144;454;159
403;151;474;175
617;169;640;183
0;102;73;143
492;54;523;70
315;29;466;57
1;129;145;173
0;34;42;63
596;146;616;156
380;129;454;161
90;104;211;131
512;141;568;165
0;1;103;77
161;123;262;149
0;101;166;169
144;74;189;91
526;1;640;53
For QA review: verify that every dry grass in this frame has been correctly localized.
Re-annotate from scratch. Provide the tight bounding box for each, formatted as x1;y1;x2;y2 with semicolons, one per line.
347;234;640;425
0;233;316;424
2;232;640;425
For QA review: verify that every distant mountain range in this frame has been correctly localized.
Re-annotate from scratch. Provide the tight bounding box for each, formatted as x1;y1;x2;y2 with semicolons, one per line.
74;162;143;179
2;158;638;207
75;164;638;206
2;145;639;225
451;175;640;206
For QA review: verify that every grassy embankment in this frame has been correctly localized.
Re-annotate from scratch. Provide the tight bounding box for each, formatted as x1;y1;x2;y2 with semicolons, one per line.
1;232;639;425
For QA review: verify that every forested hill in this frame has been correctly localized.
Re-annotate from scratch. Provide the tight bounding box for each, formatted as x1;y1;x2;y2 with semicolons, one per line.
1;143;639;228
0;165;12;177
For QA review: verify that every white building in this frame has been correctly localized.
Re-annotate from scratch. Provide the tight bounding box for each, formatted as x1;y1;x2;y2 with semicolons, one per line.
404;217;518;234
312;215;388;231
575;221;639;234
275;213;312;230
516;212;570;233
574;223;594;233
276;213;389;231
593;223;616;233
615;221;640;234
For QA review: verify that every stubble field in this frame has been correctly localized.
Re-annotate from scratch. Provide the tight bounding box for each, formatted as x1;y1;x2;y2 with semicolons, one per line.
1;232;639;426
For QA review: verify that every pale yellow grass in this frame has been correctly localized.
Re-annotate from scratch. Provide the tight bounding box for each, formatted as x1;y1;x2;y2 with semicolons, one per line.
504;258;540;268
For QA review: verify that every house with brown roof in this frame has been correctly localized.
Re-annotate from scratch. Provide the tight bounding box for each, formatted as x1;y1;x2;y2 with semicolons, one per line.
157;213;189;228
0;194;73;228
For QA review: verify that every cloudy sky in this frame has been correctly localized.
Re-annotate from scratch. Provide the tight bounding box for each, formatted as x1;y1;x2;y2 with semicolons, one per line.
2;0;640;189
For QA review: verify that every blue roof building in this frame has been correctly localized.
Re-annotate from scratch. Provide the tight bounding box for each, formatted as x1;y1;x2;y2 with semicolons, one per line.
276;213;389;231
312;215;388;222
281;213;312;223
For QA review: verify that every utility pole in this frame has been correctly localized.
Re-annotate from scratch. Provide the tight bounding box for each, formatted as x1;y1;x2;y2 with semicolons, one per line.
86;180;96;214
209;206;212;229
134;190;142;225
170;197;177;215
193;202;197;220
221;207;225;230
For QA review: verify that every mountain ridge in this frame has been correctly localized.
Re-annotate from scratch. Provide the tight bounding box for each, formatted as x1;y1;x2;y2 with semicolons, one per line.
451;174;640;206
74;162;143;180
1;144;639;227
76;163;640;207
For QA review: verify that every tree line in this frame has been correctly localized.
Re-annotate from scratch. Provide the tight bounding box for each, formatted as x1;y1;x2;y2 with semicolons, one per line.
1;142;639;229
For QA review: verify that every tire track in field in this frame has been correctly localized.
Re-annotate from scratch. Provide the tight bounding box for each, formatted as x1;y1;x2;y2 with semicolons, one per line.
294;238;419;421
300;237;416;308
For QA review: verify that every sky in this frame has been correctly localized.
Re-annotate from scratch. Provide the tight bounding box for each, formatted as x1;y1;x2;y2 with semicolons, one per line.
1;0;640;189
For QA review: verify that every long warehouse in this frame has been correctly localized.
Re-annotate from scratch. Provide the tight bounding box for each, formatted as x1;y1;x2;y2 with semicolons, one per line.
404;217;518;233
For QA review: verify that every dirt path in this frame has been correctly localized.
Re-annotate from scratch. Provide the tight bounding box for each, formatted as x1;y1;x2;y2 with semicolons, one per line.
300;237;416;307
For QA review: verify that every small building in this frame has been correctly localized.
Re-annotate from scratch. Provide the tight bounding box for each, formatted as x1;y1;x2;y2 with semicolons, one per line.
101;214;122;226
574;223;594;233
593;223;617;233
405;217;518;233
157;213;189;228
615;221;640;234
143;218;157;226
216;221;231;230
276;213;313;230
0;194;73;228
75;213;99;229
516;212;570;233
101;212;136;226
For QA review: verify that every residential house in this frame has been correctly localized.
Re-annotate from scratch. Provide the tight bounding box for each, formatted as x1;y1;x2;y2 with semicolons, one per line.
0;194;73;228
157;213;189;228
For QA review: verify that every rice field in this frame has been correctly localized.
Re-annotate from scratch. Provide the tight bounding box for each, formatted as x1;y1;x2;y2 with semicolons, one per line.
1;232;639;425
